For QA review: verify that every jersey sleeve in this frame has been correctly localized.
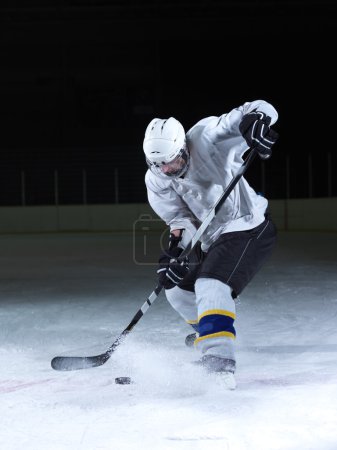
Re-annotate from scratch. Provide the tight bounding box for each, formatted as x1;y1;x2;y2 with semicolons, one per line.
145;171;198;248
204;99;278;143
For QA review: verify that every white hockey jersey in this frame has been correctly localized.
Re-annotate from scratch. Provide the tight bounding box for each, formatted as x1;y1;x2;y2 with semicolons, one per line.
145;99;278;250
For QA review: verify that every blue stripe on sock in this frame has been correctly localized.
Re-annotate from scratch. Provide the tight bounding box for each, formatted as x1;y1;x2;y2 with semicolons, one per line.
191;323;199;332
198;314;236;338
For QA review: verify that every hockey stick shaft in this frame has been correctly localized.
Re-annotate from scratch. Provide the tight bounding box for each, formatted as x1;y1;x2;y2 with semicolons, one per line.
179;147;258;259
51;147;257;371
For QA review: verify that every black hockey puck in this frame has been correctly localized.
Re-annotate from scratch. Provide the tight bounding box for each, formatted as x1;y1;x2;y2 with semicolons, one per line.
115;377;132;385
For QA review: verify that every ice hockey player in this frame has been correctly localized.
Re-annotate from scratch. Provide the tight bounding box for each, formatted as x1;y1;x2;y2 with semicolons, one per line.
142;100;279;389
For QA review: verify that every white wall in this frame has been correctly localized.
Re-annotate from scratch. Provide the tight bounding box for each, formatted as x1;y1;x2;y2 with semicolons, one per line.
0;198;336;233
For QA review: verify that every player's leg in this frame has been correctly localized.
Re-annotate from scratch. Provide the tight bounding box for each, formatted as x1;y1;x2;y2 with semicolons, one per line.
194;216;277;387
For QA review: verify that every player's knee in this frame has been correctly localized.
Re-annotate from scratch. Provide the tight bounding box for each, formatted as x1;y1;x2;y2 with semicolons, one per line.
165;286;198;323
195;278;234;311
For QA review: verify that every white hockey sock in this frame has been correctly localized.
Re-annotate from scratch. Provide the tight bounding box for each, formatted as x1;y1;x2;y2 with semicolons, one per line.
194;278;236;361
165;286;198;329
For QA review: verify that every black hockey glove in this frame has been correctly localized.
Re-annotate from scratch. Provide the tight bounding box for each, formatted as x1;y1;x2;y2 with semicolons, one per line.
239;110;279;159
157;233;189;290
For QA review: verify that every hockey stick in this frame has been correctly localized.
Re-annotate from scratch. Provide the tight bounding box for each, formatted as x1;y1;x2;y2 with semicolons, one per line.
51;147;258;371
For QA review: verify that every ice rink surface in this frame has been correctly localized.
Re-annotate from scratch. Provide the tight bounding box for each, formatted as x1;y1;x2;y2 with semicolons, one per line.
0;230;336;450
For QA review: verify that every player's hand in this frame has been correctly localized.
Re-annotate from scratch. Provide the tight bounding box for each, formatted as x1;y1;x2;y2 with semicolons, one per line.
157;246;189;290
239;110;279;159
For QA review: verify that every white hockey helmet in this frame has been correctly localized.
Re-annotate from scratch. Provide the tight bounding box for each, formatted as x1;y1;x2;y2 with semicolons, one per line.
143;117;189;178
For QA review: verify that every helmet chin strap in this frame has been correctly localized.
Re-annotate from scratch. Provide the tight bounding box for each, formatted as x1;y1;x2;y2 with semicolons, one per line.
178;148;190;178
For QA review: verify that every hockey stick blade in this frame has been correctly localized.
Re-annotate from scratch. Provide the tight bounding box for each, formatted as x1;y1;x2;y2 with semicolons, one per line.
51;287;162;371
51;353;110;371
51;329;129;371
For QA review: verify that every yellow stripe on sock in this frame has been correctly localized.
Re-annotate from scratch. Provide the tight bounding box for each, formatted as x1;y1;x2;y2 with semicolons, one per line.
198;309;236;321
195;331;236;343
186;319;198;325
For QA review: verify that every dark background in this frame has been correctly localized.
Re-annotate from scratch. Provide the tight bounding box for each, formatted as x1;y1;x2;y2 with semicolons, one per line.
1;1;336;205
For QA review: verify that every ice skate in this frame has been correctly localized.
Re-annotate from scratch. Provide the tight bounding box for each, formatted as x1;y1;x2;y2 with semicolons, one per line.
196;354;237;390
